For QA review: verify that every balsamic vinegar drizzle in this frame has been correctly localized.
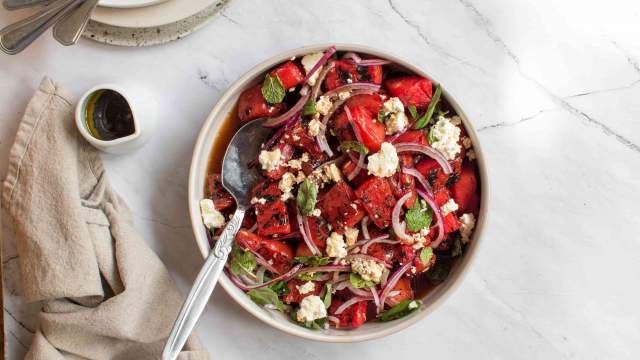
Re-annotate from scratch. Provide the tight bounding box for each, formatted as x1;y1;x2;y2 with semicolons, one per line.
85;90;135;141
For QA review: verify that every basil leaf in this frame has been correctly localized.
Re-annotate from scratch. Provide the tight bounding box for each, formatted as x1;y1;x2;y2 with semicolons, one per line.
297;272;322;281
229;245;257;277
405;199;432;232
247;287;284;311
419;247;434;264
377;300;421;321
303;99;316;116
269;280;290;296
291;310;327;329
427;126;437;145
294;256;331;266
261;74;286;104
349;272;375;289
426;260;451;284
408;105;418;119
323;283;332;309
296;179;318;216
414;84;441;130
339;141;369;155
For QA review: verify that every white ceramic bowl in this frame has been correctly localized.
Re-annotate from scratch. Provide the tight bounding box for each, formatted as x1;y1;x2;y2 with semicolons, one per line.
188;44;488;342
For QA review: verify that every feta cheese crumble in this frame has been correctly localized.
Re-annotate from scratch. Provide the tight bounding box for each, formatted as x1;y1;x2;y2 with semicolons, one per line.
199;199;225;229
324;163;342;183
441;198;459;216
316;96;333;116
408;300;419;309
344;227;359;246
296;295;327;322
258;148;282;171
311;208;322;217
279;172;297;201
367;142;399;177
296;281;316;295
337;91;351;100
308;118;323;136
381;97;408;135
250;197;267;205
430;116;461;160
467;149;477;160
301;52;324;86
350;257;385;283
459;213;476;243
326;232;347;258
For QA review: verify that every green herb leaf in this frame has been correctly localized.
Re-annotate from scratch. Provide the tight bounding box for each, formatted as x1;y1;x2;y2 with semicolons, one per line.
329;128;337;137
296;272;322;281
419;247;434;264
414;84;442;130
377;110;392;123
339;141;369;155
349;272;375;289
405;199;432;232
247;287;285;311
425;260;451;284
291;310;327;329
269;280;290;296
408;105;418;119
451;235;463;257
261;74;286;104
229;245;257;277
377;299;421;321
427;126;438;145
303;99;316;116
323;283;333;309
294;256;331;266
296;179;318;216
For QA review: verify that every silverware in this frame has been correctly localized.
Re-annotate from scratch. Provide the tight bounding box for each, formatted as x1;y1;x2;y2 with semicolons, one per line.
2;0;50;10
161;118;272;360
52;0;97;46
0;0;81;55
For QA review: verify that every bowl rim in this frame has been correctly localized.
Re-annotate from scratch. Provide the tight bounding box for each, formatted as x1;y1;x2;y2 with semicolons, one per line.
188;43;489;342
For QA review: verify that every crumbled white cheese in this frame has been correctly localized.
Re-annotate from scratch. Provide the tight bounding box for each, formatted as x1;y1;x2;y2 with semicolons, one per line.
467;149;477;160
430;117;461;160
382;97;408;135
350;257;385;283
316;96;333;116
301;52;324;86
296;281;316;295
326;232;347;258
383;97;404;113
367;142;399;177
311;208;322;217
441;198;459;216
408;300;419;309
308;118;323;137
337;91;351;100
450;115;462;126
344;227;359;246
410;227;431;249
324;163;342;183
250;197;267;205
296;295;327;322
280;191;294;202
259;148;282;171
199;199;225;229
279;172;296;194
462;136;472;149
459;213;476;243
287;153;309;170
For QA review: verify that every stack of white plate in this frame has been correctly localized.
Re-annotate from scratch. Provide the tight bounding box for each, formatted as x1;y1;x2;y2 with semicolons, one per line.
85;0;228;46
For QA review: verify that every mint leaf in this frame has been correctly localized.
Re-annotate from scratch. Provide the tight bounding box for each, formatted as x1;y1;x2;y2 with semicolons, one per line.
339;141;369;154
247;287;285;311
419;247;434;264
261;74;286;104
414;84;441;130
294;256;331;266
425;260;451;284
377;300;421;321
405;199;432;232
269;280;290;296
323;283;332;309
408;105;418;119
349;272;375;289
296;179;318;216
229;245;257;277
303;99;316;116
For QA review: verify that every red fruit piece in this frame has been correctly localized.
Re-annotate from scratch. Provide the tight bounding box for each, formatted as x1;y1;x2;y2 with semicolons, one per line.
392;130;428;145
355;177;397;229
348;105;386;152
257;239;294;273
384;76;433;110
385;277;414;307
282;122;327;160
283;279;323;304
319;182;365;232
235;229;262;252
207;174;235;210
270;61;305;90
389;154;416;209
452;164;479;214
442;212;462;233
263;143;294;180
251;180;282;200
306;216;330;251
329;299;368;329
237;84;286;122
345;93;383;115
255;200;291;236
397;244;416;266
366;243;396;263
324;60;383;91
414;249;436;273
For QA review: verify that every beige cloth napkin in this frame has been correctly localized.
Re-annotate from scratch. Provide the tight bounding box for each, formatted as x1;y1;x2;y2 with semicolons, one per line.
1;77;209;360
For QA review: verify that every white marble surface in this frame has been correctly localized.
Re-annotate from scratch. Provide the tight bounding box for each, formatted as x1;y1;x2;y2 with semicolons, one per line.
1;0;639;358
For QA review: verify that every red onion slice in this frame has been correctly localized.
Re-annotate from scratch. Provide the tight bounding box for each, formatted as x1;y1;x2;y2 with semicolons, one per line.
335;280;350;291
416;189;445;249
262;113;300;150
391;192;414;242
357;59;392;66
362;238;399;255
302;46;336;85
394;142;453;174
253;252;281;275
324;83;381;99
402;166;433;195
342;51;362;63
297;264;351;274
347;153;365;181
361;216;371;240
370;286;381;312
263;87;311;128
327;315;340;324
311;61;334;101
297;211;320;255
348;284;373;297
378;262;412;312
226;264;304;291
334;296;372;315
359;234;390;254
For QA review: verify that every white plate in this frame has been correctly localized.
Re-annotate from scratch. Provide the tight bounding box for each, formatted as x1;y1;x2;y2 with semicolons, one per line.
98;0;170;9
91;0;213;28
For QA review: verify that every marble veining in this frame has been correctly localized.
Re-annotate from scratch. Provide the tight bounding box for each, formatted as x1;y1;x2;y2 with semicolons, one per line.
1;0;639;359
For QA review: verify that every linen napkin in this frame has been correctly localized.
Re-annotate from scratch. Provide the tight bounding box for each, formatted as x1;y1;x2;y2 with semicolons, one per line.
1;77;209;360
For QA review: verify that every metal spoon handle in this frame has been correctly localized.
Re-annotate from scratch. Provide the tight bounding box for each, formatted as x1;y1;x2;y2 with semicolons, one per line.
3;0;50;10
53;0;97;46
162;207;246;360
0;0;80;55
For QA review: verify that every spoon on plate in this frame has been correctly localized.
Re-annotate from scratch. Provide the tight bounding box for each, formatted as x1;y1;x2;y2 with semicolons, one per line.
53;0;98;46
162;118;272;360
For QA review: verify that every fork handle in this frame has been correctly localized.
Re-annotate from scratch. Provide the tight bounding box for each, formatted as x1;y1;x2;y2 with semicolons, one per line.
162;207;246;360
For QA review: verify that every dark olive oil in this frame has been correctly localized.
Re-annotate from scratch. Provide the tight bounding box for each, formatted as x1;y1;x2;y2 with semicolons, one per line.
85;90;135;141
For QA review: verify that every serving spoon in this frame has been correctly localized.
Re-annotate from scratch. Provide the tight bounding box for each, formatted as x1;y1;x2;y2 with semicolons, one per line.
162;118;272;360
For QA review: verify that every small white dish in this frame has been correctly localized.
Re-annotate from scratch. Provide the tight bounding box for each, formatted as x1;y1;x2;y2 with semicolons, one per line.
75;84;157;155
98;0;170;9
188;44;489;342
91;0;216;28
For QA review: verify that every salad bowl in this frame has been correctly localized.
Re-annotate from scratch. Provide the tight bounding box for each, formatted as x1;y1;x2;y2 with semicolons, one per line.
188;44;488;342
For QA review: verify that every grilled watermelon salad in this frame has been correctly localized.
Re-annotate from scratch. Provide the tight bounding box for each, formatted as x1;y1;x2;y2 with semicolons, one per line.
200;46;480;330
